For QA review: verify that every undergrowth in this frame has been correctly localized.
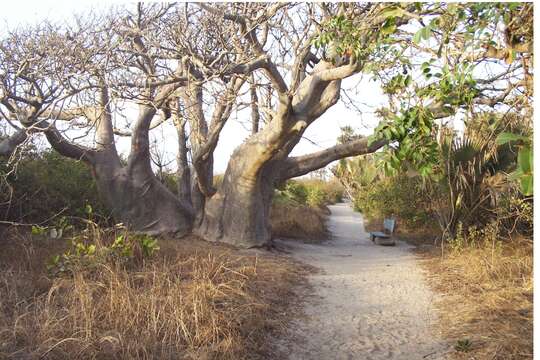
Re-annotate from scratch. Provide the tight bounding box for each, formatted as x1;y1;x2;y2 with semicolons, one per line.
0;227;306;359
422;236;532;359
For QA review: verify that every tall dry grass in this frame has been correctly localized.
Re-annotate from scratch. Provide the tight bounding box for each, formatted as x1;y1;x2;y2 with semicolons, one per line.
270;203;328;242
422;239;532;359
0;229;306;359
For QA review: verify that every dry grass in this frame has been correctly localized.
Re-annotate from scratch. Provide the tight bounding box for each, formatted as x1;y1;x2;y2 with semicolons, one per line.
270;203;328;243
363;217;440;247
0;228;308;359
420;239;533;359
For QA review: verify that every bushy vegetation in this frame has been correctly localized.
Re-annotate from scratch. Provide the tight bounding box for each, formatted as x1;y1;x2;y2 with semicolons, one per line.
1;149;108;224
337;112;533;241
353;176;432;229
274;178;343;209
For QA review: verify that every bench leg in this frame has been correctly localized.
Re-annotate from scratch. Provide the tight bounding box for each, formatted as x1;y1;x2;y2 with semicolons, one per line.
370;234;375;242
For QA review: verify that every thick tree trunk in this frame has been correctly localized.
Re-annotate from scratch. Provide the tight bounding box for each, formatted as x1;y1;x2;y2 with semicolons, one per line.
97;100;194;236
92;156;194;236
196;146;276;247
196;60;355;247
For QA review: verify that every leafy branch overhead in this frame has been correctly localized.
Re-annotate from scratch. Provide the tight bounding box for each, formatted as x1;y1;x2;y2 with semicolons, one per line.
496;132;533;196
316;3;532;190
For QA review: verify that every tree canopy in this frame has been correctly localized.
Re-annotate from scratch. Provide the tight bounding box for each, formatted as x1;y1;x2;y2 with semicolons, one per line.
0;2;533;247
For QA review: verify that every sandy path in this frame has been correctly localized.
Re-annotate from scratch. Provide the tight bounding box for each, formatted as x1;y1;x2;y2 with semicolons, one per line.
273;203;449;360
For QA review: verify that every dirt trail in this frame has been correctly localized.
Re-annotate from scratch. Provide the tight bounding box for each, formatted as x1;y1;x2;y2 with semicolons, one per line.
274;203;449;360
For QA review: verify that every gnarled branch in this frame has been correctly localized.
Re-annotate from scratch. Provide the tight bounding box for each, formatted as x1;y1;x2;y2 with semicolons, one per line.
279;136;387;180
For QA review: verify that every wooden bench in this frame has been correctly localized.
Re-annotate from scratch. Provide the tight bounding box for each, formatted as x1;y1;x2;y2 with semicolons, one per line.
369;218;396;246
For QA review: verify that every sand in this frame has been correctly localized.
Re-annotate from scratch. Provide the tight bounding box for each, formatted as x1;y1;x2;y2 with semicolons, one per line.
273;202;450;360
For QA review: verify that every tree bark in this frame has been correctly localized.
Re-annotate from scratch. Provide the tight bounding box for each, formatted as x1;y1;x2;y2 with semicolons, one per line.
250;75;260;134
174;114;192;205
179;84;213;219
92;158;194;236
0;129;27;157
196;61;389;247
94;94;194;236
195;141;279;247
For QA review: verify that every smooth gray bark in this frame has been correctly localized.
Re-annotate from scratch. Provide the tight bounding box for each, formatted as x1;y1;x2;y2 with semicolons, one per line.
196;60;387;247
175;114;192;205
0;130;27;157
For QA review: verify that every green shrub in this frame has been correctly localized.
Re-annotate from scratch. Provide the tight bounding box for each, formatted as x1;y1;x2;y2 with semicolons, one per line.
274;179;344;208
1;150;108;223
47;226;160;277
353;176;433;228
306;186;327;208
274;180;308;205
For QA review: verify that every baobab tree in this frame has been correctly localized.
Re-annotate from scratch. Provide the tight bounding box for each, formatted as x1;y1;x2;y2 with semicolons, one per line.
0;3;532;247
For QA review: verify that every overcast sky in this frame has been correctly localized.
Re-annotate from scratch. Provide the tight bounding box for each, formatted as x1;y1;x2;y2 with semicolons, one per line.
0;1;388;174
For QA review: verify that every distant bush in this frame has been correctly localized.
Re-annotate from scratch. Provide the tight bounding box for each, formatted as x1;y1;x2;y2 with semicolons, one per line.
354;176;432;229
1;150;109;224
274;179;344;209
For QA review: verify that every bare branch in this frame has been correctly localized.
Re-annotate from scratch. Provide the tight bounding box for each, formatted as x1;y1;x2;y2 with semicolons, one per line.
279;136;387;180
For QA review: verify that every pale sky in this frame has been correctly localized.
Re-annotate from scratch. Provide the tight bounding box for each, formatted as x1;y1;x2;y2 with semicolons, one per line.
0;1;387;174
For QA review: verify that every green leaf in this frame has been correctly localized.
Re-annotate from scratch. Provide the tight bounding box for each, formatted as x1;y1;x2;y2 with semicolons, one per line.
413;28;423;44
381;19;397;35
508;169;523;181
496;132;528;145
518;147;532;174
520;174;533;196
87;244;96;255
367;134;378;146
421;26;432;40
380;6;405;19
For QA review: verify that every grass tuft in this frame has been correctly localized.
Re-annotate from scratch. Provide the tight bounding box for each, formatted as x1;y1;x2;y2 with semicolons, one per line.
270;203;328;242
421;238;532;359
0;228;306;359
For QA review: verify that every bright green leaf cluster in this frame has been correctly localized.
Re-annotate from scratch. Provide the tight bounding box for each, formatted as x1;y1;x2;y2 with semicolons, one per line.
497;132;533;196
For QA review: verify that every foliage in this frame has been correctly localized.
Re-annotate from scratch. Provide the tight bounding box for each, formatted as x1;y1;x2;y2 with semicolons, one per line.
316;3;532;183
47;220;161;277
496;132;533;196
354;175;433;229
1;149;109;224
277;180;309;205
335;114;532;240
447;221;501;254
274;179;343;208
374;61;481;177
454;339;473;353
